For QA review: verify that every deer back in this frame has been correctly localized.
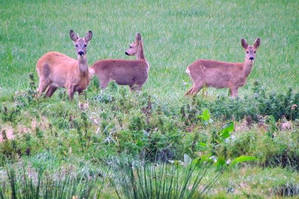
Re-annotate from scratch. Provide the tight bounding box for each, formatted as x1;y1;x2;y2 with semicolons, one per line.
92;59;148;85
188;59;245;88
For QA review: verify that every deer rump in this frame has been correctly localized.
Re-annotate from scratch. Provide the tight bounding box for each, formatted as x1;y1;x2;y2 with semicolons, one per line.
92;59;148;87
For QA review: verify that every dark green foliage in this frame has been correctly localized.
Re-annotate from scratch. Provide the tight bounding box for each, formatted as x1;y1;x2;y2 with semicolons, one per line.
222;130;299;169
273;183;299;197
194;82;299;121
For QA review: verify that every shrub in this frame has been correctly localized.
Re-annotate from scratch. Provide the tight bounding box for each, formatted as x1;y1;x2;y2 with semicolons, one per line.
194;82;299;122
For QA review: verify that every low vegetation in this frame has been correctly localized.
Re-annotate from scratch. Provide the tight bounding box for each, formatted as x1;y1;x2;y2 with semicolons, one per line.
0;75;298;198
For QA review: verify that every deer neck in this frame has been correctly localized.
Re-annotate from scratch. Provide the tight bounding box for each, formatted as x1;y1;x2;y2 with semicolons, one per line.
136;41;145;61
243;59;254;78
78;55;89;76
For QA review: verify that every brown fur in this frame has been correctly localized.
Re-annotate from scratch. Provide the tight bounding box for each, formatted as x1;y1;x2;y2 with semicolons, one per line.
36;30;92;100
185;38;260;97
90;33;149;91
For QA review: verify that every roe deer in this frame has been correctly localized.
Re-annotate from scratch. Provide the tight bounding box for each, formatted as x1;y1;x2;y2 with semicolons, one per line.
90;33;149;91
36;30;93;100
185;38;261;97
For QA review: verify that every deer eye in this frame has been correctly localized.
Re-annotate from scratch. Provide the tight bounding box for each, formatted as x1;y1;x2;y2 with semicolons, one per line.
84;44;87;47
254;51;256;53
75;44;78;47
246;51;249;54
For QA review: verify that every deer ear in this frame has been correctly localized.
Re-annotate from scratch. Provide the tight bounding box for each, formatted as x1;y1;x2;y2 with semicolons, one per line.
136;33;141;41
241;38;248;49
254;38;260;49
70;30;78;41
84;31;93;42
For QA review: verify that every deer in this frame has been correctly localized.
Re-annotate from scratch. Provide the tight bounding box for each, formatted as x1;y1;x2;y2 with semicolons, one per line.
36;30;93;100
185;38;261;98
90;33;149;91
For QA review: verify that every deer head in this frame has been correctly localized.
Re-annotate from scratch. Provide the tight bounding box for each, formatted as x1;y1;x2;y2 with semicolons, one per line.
70;30;93;57
125;33;142;56
241;38;260;62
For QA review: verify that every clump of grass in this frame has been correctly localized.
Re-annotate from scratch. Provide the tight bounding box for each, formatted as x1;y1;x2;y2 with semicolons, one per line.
273;183;299;197
0;164;104;199
110;158;220;199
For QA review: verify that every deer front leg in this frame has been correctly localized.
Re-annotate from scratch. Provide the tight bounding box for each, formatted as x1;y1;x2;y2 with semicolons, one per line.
229;87;239;98
99;76;109;90
45;86;57;97
67;86;75;100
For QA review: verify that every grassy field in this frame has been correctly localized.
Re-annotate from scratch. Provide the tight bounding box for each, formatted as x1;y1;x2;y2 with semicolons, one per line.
0;0;298;102
0;0;298;198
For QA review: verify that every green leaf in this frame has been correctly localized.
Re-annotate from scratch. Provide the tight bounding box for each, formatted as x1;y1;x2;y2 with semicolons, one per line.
219;122;234;139
230;156;257;167
198;109;210;122
215;156;226;170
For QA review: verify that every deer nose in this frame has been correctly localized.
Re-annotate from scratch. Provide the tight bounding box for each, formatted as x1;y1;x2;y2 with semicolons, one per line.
78;51;84;56
249;57;254;60
125;51;129;55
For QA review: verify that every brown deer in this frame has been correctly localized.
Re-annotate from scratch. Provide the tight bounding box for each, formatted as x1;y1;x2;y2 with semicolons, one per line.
36;30;93;100
90;33;149;91
185;38;261;97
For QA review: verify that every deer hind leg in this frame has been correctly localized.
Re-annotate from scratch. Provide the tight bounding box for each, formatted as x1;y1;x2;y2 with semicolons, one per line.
45;86;57;97
185;81;204;96
37;79;50;97
130;84;142;92
185;87;193;96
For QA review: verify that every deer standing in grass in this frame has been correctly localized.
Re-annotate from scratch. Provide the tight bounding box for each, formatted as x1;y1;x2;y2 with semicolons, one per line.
185;38;261;97
90;33;149;91
36;30;93;100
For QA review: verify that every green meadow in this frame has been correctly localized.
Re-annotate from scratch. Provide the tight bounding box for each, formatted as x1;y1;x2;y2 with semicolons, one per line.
0;0;298;198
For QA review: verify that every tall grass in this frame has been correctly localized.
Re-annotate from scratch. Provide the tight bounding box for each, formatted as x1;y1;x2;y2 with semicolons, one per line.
110;159;220;199
0;164;103;199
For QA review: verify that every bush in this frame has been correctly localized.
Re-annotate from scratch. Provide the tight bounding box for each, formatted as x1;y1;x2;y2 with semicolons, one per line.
221;129;299;169
193;82;299;122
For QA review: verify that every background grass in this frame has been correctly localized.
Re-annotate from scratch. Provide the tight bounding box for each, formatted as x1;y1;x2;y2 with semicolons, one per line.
0;0;298;198
0;0;298;103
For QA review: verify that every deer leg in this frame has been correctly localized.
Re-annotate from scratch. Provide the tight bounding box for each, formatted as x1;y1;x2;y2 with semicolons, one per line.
185;87;193;96
45;86;57;97
135;84;142;91
190;81;204;96
37;79;50;97
78;89;84;95
99;77;109;90
67;86;75;100
190;86;201;96
230;87;238;98
130;84;142;92
129;85;135;91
